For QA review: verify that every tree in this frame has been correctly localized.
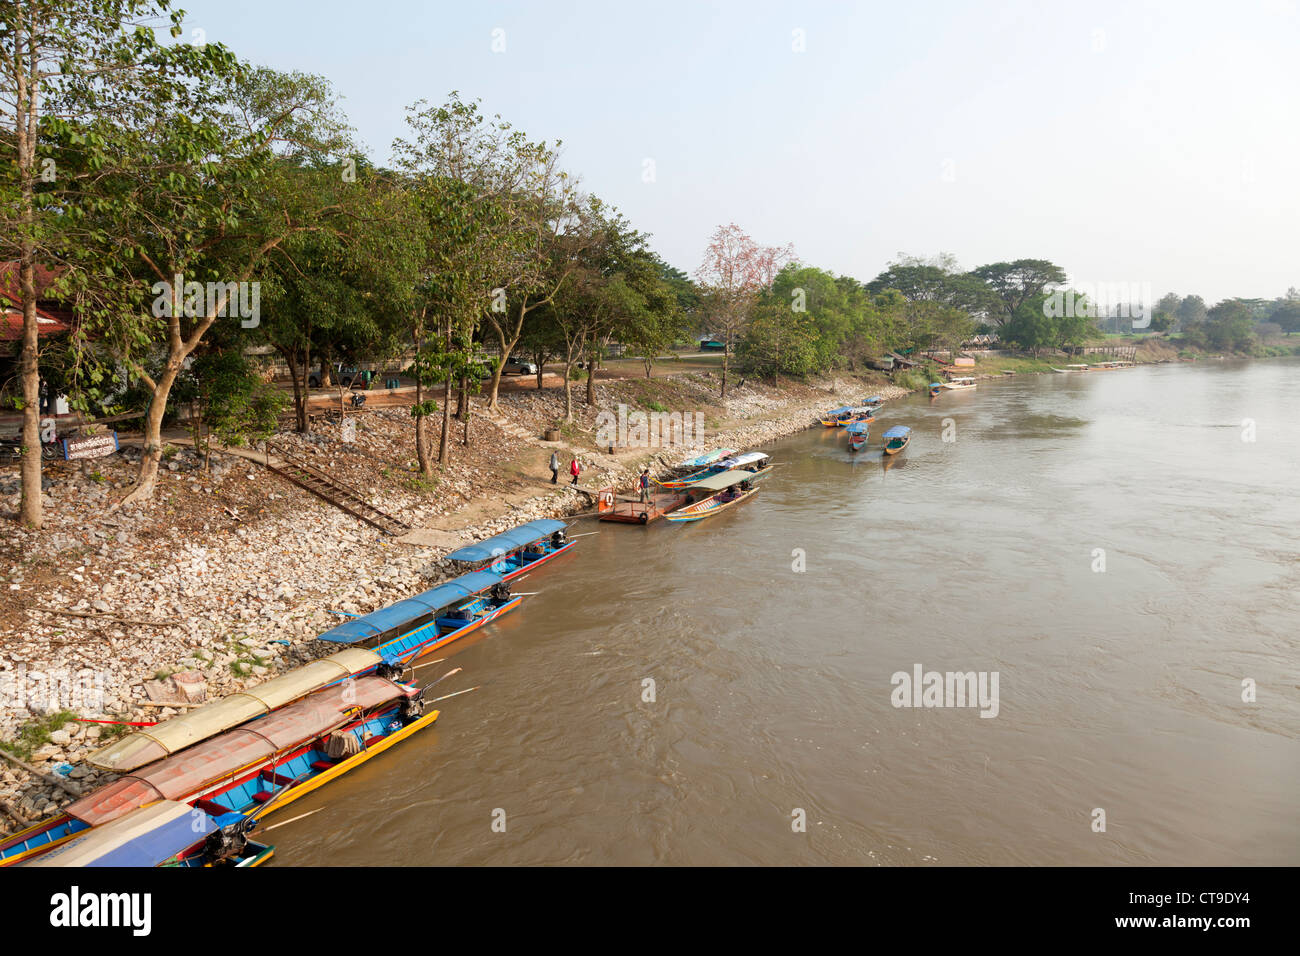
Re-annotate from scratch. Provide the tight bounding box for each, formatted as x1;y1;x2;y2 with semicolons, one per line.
1176;294;1208;328
174;349;285;471
1205;300;1256;352
64;66;358;503
970;259;1068;326
1;0;233;526
1268;298;1300;334
695;223;793;397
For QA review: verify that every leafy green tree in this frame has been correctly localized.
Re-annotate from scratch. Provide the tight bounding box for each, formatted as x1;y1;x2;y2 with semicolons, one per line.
65;66;358;502
970;259;1068;326
174;350;285;470
1;0;233;526
1176;294;1208;328
1267;298;1300;333
1205;300;1256;352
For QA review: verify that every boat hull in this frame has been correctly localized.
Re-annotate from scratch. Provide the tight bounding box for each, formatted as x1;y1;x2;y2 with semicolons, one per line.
665;487;758;523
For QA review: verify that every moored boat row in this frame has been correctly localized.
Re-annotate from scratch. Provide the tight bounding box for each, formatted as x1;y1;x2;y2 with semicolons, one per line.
7;517;586;868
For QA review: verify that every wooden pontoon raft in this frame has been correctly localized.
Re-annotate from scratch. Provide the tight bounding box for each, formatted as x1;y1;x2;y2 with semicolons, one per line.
600;488;692;524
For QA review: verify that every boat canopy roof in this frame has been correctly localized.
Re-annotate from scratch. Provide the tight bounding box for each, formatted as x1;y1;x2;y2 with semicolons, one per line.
824;405;852;416
316;570;504;644
883;426;912;438
675;448;736;469
68;677;407;827
863;396;882;404
930;382;943;388
845;405;876;414
86;648;383;772
844;421;870;435
444;520;566;563
690;469;754;492
29;800;228;868
717;451;768;468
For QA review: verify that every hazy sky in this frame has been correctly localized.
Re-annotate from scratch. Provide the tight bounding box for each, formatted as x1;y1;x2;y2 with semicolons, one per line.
177;0;1299;303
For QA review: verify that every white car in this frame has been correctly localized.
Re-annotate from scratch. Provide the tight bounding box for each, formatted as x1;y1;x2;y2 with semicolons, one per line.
502;359;538;376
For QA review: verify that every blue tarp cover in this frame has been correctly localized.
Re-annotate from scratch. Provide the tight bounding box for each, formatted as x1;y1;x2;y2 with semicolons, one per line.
317;570;505;643
89;811;218;867
883;426;912;438
844;421;870;434
444;519;566;563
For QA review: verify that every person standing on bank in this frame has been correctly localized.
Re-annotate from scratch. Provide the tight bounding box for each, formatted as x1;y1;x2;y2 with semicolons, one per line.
549;450;560;484
570;457;581;486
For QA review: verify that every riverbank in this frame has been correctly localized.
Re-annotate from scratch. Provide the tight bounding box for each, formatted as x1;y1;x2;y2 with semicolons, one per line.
0;366;905;825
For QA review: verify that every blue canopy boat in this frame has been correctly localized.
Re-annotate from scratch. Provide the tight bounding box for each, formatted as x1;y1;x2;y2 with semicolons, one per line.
928;382;942;397
845;420;870;451
671;448;737;471
882;425;912;455
656;451;771;489
818;405;854;427
444;519;573;581
863;395;883;406
26;800;273;869
316;569;520;667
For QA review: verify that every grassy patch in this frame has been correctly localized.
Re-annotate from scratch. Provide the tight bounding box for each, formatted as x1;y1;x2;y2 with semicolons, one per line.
0;710;79;760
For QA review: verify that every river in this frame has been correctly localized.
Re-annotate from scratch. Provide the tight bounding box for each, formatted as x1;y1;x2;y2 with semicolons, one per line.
284;359;1300;866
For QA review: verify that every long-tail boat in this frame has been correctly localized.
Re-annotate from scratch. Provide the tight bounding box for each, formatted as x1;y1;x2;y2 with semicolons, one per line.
315;569;521;668
26;800;274;868
882;425;912;455
656;452;771;489
669;448;737;472
664;471;759;523
443;519;574;581
929;382;943;397
818;406;854;426
845;420;870;451
941;377;977;390
2;675;438;866
84;647;384;773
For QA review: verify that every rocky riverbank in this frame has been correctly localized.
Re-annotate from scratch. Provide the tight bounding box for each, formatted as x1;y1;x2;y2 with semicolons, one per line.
0;367;903;829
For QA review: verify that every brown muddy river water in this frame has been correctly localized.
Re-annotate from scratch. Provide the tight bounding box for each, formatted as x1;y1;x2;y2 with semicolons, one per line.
285;359;1299;865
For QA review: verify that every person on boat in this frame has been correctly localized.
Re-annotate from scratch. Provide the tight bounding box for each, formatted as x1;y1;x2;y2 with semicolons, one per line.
549;450;560;484
570;457;581;485
639;467;650;503
551;529;566;549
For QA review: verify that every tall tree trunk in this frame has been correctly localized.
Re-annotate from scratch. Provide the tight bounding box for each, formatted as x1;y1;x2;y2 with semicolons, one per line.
301;338;311;434
562;359;574;422
124;359;183;504
720;338;729;398
486;301;525;412
585;348;595;406
284;347;306;433
15;17;42;528
414;375;432;477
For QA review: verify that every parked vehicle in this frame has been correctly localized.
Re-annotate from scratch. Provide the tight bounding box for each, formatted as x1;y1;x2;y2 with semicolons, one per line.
502;359;538;376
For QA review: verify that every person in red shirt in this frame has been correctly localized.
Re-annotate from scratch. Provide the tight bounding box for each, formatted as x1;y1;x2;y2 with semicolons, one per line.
570;457;581;485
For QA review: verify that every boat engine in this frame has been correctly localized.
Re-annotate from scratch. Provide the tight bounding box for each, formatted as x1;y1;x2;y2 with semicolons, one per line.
375;660;406;682
203;821;251;866
400;689;426;724
551;530;566;549
491;582;511;604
